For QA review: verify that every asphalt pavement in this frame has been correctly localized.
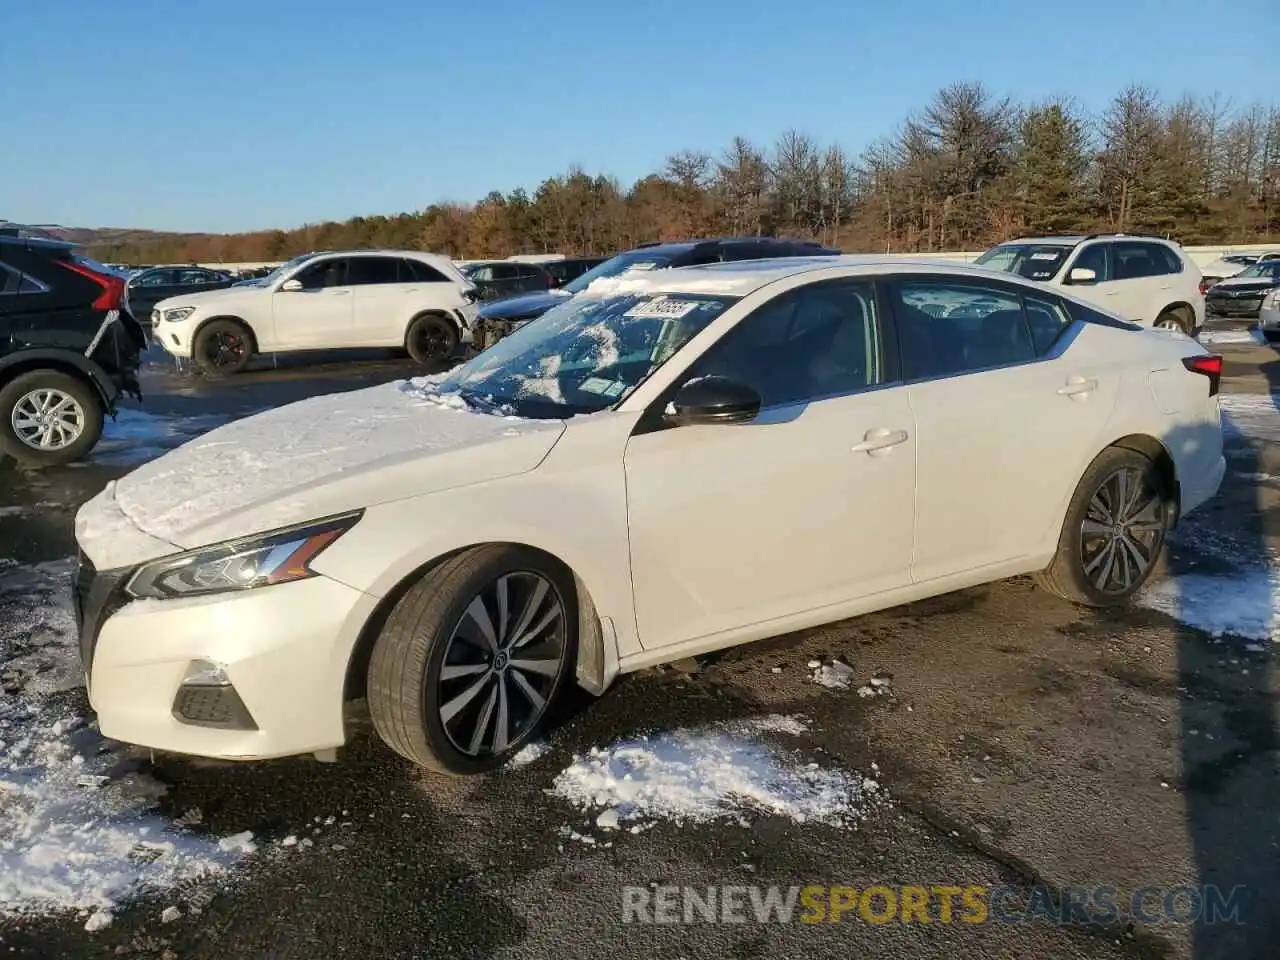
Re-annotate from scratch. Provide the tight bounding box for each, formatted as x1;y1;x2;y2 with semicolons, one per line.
2;336;1279;960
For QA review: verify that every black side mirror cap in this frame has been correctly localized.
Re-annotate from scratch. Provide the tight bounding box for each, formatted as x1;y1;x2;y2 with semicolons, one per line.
665;376;762;426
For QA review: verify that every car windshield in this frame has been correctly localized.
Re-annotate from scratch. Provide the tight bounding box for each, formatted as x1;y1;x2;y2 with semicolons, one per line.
974;244;1072;281
561;251;673;294
247;252;321;287
433;291;737;418
1237;261;1280;280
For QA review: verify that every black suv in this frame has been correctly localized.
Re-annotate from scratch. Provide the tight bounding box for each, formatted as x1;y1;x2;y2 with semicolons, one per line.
461;260;557;301
0;232;146;467
474;237;840;348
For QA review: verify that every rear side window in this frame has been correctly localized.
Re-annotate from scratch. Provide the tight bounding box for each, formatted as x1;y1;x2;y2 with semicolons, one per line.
893;281;1034;379
134;269;179;287
1023;293;1073;354
1113;242;1178;280
405;259;450;283
346;257;403;286
0;262;49;295
1064;299;1142;331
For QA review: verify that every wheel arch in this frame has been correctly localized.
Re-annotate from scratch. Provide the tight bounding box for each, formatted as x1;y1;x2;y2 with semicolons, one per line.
192;315;259;354
1155;301;1198;330
403;309;462;348
342;540;614;704
0;351;117;409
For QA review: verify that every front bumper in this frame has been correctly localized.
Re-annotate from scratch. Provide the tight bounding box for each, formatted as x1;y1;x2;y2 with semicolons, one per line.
75;554;378;760
474;316;535;350
1206;297;1264;318
1258;304;1280;335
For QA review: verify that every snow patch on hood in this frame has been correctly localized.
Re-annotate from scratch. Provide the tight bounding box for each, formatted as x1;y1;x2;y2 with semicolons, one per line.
77;378;563;558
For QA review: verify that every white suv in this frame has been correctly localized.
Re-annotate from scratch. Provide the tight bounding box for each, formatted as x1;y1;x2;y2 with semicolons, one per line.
974;234;1204;335
151;250;480;374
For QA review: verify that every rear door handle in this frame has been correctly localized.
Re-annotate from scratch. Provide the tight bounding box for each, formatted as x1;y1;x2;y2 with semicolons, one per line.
1057;376;1099;397
852;428;909;455
329;289;351;296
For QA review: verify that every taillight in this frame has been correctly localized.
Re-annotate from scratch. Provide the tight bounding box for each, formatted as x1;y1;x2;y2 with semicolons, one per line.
57;260;125;310
1198;279;1210;295
1182;354;1223;396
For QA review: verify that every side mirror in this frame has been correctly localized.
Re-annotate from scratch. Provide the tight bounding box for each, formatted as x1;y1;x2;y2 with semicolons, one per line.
1067;267;1098;285
279;278;303;292
665;376;761;427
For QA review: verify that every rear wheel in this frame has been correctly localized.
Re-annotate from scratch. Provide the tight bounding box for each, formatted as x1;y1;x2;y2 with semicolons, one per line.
193;318;253;374
1036;447;1171;606
367;545;577;774
0;370;104;467
406;314;459;369
1154;306;1194;336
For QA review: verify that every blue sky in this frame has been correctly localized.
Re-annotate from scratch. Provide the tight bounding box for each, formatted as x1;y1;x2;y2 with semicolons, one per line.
2;0;1273;233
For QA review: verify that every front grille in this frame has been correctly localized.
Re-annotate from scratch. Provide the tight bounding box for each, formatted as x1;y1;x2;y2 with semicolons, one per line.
74;551;133;672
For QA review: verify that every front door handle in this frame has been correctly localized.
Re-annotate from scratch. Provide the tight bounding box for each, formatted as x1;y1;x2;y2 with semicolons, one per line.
852;428;909;455
329;289;351;296
1057;376;1099;397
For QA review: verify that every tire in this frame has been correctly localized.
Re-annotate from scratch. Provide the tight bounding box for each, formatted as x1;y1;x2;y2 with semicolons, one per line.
193;318;253;375
1154;306;1194;336
0;370;105;468
1035;446;1171;607
405;313;459;369
367;545;578;774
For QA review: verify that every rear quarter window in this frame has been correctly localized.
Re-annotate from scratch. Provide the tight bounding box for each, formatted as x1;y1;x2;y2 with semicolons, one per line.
1064;299;1142;331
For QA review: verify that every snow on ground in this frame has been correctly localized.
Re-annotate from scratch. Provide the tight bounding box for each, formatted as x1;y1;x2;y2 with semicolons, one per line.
1198;328;1263;346
0;558;248;928
552;716;882;832
1219;393;1280;444
1135;395;1280;642
89;408;230;467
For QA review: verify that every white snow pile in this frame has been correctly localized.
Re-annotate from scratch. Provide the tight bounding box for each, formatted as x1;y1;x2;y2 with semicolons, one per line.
507;741;551;769
1220;393;1280;444
0;560;249;928
1198;328;1262;346
92;409;229;467
552;716;881;830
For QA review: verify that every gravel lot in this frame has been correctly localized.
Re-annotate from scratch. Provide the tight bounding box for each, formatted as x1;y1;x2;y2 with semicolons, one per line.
2;331;1279;960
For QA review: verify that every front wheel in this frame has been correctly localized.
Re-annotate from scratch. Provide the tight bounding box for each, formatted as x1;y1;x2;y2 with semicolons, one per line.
0;370;105;467
1035;447;1171;606
193;318;253;375
367;545;577;774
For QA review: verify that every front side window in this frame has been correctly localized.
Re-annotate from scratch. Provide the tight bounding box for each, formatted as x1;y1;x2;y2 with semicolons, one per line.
134;269;178;287
682;280;882;408
177;268;214;285
894;281;1034;380
1069;243;1110;281
434;292;737;418
974;244;1072;282
346;257;401;286
295;258;347;290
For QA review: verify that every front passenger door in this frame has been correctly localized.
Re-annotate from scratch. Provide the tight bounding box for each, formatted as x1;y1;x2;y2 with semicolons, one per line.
271;257;355;349
623;278;916;650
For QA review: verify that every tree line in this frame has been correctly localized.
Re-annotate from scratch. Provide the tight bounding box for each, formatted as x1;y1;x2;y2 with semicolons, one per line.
90;83;1280;265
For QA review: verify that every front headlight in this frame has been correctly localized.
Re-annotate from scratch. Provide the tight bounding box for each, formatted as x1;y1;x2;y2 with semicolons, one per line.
164;306;197;322
126;512;362;600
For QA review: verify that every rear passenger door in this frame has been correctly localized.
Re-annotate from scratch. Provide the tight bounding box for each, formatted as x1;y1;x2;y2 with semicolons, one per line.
891;277;1120;582
1110;241;1180;323
348;255;417;345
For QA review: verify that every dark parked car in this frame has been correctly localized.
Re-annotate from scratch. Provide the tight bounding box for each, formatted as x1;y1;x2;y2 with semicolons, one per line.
461;260;556;301
124;265;234;324
543;256;608;286
0;233;146;466
1205;258;1280;318
474;237;840;348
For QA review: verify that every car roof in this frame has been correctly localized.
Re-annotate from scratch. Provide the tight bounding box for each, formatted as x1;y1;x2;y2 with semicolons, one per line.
0;232;75;252
1002;234;1179;247
577;255;1046;300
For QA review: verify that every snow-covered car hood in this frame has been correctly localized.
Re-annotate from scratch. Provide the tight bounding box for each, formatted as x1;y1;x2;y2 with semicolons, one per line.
75;380;565;570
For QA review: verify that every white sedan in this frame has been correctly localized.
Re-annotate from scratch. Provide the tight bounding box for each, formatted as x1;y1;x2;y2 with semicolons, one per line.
73;257;1226;773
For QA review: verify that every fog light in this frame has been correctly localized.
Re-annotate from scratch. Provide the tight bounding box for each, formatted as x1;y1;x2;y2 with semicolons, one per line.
182;659;230;687
173;660;257;730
